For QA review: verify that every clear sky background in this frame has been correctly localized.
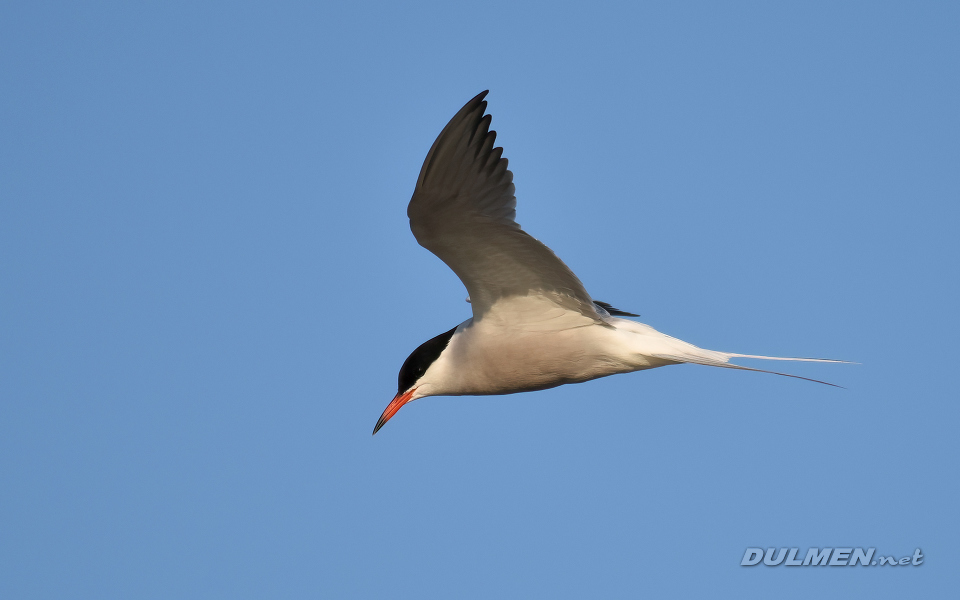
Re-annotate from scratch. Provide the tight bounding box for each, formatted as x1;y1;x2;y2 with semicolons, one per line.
2;1;958;598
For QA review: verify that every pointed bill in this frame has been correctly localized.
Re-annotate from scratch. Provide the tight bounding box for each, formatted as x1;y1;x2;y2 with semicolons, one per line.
373;388;416;435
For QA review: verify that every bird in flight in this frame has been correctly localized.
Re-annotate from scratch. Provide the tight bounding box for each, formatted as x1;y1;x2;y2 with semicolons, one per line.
374;91;844;435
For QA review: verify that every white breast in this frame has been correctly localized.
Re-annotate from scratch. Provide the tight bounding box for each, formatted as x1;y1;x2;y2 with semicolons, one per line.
413;296;675;398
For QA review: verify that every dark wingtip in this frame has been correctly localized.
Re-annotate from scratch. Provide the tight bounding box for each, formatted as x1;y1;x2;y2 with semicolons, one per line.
463;90;489;111
472;91;489;114
593;300;640;317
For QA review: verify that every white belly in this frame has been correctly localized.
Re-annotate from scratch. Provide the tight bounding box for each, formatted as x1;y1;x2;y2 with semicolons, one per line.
421;301;676;397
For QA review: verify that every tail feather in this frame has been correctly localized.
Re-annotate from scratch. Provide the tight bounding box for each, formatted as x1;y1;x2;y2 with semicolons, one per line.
651;351;849;388
726;353;855;364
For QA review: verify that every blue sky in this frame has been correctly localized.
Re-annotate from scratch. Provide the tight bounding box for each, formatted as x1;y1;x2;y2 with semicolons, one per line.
2;1;957;598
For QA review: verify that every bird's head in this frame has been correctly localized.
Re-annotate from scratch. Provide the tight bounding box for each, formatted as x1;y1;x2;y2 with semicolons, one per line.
373;325;459;435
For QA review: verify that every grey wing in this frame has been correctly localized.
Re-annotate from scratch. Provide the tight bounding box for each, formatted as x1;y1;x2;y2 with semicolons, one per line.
407;91;601;322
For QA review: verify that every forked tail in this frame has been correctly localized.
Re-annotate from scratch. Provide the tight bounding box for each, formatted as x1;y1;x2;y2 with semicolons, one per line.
650;350;853;388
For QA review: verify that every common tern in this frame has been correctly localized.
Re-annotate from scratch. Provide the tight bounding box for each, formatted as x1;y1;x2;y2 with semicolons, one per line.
374;91;844;435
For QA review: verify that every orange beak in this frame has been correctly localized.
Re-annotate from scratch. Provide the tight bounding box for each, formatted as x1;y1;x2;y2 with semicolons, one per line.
372;388;416;435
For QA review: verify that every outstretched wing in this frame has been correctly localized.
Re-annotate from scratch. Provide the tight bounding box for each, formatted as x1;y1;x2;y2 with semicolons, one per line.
407;91;601;322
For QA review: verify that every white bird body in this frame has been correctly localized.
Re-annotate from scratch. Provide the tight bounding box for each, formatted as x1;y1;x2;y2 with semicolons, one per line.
415;299;672;399
374;91;845;434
